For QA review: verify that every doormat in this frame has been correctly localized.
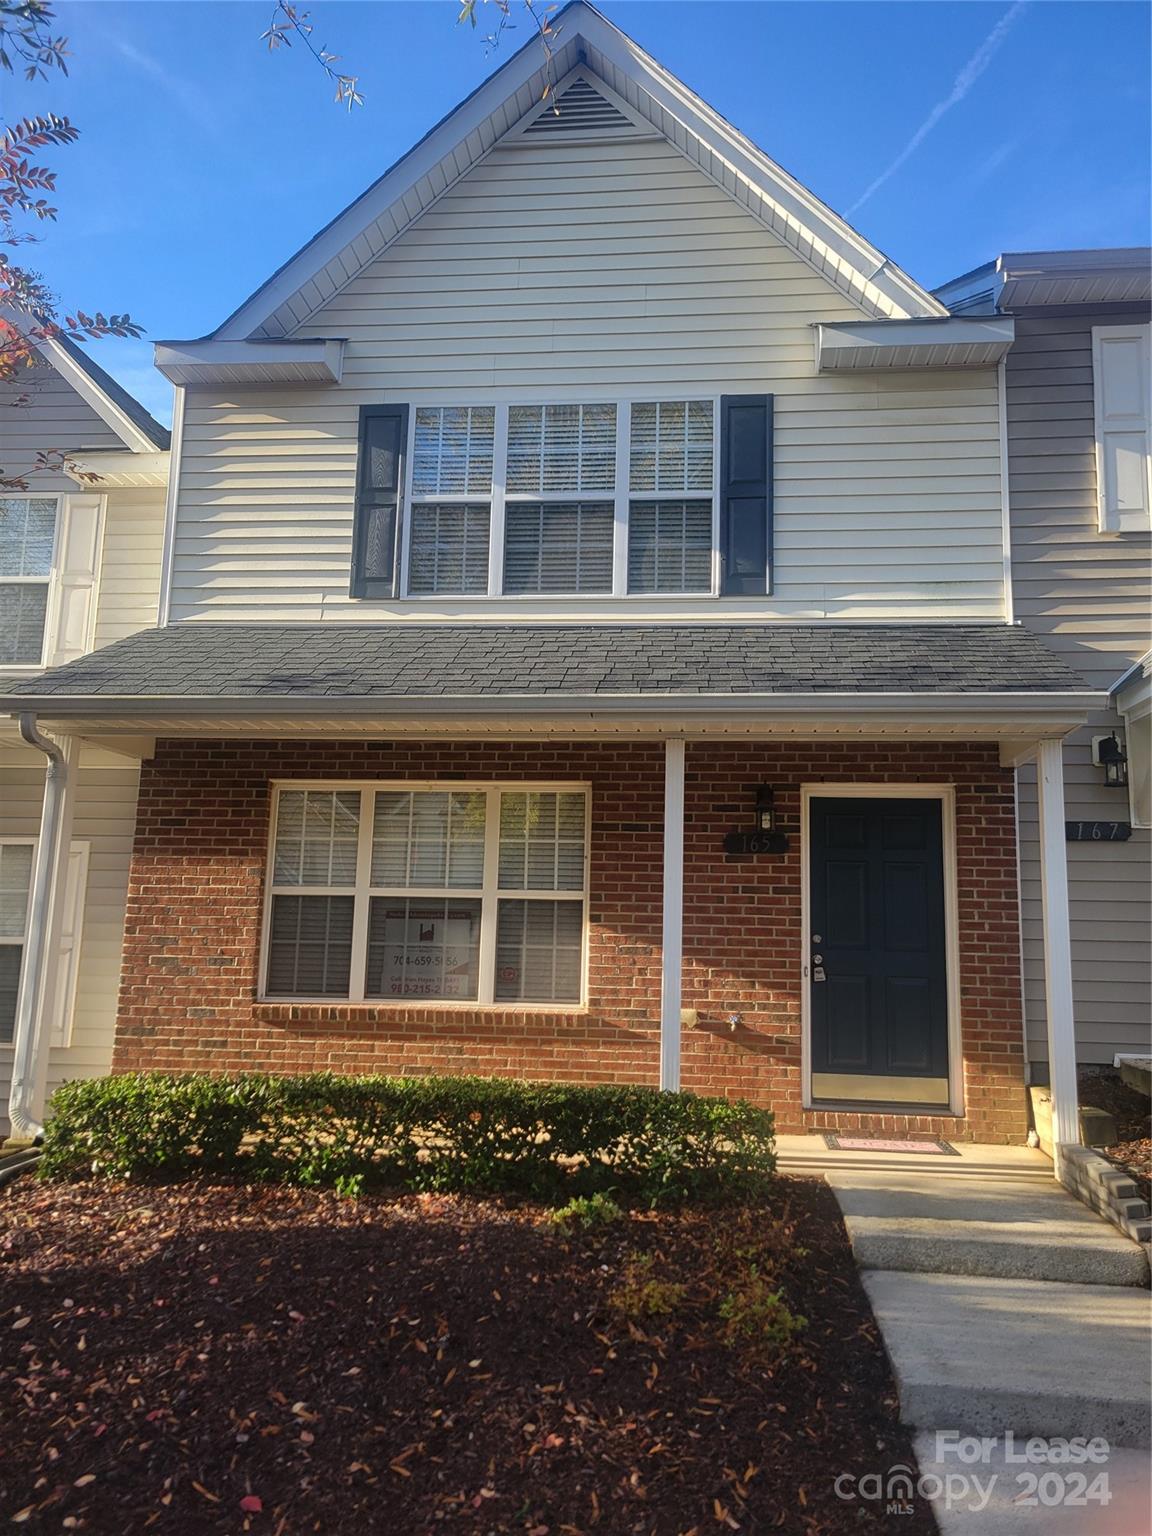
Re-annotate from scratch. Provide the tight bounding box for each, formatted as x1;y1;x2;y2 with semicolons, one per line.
822;1134;960;1156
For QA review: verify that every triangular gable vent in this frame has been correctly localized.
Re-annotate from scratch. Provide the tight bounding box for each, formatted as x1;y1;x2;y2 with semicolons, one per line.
518;76;647;141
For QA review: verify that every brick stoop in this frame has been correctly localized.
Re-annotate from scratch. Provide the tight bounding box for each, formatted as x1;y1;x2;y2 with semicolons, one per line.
1060;1144;1152;1246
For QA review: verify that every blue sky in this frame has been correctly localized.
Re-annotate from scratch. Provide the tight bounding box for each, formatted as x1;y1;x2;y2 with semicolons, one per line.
9;0;1148;424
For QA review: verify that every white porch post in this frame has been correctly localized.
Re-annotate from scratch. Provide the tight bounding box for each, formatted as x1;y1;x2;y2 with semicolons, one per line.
5;726;79;1145
1036;737;1080;1167
660;737;685;1092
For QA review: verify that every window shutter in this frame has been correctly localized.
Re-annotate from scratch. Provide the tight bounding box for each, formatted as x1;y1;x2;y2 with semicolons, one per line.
1093;326;1151;533
49;842;88;1049
718;395;773;596
47;495;103;665
351;404;409;598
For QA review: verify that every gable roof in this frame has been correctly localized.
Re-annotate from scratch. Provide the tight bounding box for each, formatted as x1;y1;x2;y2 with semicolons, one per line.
212;0;946;341
45;332;171;452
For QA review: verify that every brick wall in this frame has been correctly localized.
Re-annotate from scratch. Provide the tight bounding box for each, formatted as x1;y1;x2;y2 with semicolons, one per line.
112;738;1028;1141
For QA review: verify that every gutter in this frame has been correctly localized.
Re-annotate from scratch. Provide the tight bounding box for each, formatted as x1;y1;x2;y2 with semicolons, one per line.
6;690;1107;721
4;715;70;1146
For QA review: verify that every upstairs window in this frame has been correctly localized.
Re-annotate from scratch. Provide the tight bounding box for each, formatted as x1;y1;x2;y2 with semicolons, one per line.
408;406;495;596
0;497;57;666
1093;324;1151;534
350;396;772;600
263;783;589;1005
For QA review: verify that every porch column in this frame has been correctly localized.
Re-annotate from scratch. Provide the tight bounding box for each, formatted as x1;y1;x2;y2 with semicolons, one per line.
660;737;685;1092
5;726;79;1146
1036;737;1080;1165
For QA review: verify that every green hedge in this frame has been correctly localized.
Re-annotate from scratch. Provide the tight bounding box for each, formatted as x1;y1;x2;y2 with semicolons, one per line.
39;1073;776;1204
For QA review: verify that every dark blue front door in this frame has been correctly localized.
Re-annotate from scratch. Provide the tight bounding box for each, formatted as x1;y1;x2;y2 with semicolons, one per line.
809;797;950;1105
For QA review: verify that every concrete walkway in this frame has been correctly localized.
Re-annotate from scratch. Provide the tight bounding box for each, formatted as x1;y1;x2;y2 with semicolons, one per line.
777;1136;1152;1534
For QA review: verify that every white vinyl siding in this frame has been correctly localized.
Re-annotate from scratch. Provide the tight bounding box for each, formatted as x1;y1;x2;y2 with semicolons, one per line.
262;783;589;1005
1008;308;1152;1065
168;137;1006;623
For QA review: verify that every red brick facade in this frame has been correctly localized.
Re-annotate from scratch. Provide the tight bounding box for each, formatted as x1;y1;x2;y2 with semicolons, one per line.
111;738;1029;1142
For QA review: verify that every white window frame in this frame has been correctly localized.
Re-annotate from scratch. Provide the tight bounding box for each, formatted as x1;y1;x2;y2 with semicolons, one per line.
260;781;591;1007
397;396;721;601
0;493;62;670
1092;322;1152;535
0;834;88;1051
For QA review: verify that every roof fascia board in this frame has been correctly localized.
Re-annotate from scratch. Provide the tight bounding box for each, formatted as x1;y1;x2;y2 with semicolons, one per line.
213;1;945;340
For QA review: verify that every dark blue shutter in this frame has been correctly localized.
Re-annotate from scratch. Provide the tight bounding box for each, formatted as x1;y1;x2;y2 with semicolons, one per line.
351;404;409;598
718;394;773;596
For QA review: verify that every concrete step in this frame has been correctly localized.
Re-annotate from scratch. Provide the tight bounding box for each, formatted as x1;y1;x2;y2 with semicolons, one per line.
828;1171;1150;1287
913;1432;1151;1535
865;1271;1152;1449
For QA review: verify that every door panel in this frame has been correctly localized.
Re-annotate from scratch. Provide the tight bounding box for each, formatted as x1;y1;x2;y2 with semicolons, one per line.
810;796;949;1105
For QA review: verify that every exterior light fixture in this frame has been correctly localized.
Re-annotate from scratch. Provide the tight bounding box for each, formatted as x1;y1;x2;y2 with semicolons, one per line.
755;785;776;832
1094;733;1129;789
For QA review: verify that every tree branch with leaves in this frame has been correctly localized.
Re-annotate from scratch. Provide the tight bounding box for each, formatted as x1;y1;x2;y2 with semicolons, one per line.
0;1;142;490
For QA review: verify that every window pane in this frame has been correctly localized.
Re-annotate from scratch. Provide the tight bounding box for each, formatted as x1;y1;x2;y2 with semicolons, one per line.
630;401;713;493
371;791;486;889
0;583;48;665
495;899;583;1002
266;894;354;997
628;500;713;594
503;501;613;594
507;404;616;493
273;790;361;887
0;943;21;1044
0;844;33;938
366;896;481;1000
408;503;490;595
412;406;495;496
499;791;586;891
0;497;56;577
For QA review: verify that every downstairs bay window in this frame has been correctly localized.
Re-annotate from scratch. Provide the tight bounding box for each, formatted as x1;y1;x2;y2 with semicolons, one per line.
263;784;589;1004
350;395;772;600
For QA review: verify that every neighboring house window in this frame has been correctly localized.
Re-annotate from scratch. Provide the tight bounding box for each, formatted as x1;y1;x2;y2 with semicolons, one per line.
263;784;589;1004
348;397;772;599
0;838;87;1047
0;497;57;666
0;841;34;1042
1092;324;1151;534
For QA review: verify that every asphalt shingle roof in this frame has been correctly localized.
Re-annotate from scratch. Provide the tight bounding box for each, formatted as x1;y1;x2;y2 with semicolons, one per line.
1;624;1088;706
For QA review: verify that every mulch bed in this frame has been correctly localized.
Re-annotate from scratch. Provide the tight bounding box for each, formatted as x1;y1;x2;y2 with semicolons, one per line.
1080;1067;1152;1203
0;1175;936;1536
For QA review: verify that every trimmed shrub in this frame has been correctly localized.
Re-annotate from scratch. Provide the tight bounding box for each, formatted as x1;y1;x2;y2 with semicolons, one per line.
39;1073;775;1204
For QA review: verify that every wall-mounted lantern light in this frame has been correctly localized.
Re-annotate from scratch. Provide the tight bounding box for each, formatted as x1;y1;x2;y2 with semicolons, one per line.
1093;733;1129;789
755;785;776;832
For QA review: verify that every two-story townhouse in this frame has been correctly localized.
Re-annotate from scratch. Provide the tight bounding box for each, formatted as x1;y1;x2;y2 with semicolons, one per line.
0;329;170;1137
2;2;1102;1150
939;251;1151;1101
